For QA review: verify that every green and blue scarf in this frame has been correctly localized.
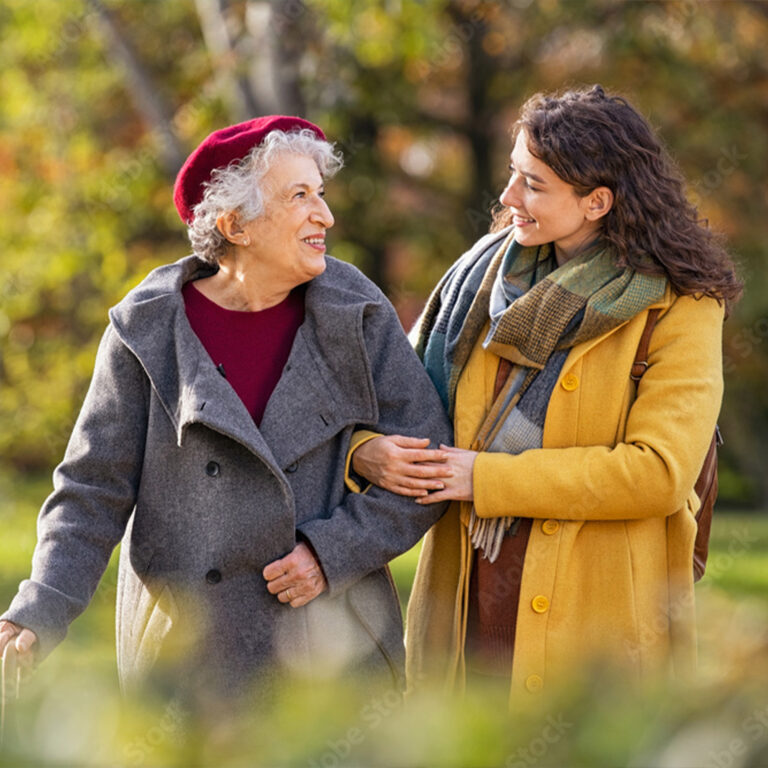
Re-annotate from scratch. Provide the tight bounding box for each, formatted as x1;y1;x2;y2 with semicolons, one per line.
413;227;668;560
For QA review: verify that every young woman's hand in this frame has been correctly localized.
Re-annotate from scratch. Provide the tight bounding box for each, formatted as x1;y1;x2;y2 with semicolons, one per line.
351;435;453;497
415;445;478;504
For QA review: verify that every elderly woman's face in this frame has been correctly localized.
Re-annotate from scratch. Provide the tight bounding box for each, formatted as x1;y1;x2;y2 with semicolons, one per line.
242;153;334;285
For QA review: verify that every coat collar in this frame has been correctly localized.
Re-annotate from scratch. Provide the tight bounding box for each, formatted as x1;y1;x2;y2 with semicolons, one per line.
564;284;676;367
108;255;378;470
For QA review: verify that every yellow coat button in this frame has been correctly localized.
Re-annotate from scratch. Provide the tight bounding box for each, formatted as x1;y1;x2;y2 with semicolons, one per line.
561;373;579;391
525;674;544;693
542;519;560;535
532;595;550;613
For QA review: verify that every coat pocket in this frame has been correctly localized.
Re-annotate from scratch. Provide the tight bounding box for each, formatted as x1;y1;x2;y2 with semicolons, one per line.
119;580;179;689
345;568;405;688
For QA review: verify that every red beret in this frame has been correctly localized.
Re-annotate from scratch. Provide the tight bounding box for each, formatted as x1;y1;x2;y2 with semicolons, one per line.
173;115;326;224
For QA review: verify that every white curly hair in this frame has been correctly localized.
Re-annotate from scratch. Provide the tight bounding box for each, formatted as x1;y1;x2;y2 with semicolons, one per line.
187;129;343;265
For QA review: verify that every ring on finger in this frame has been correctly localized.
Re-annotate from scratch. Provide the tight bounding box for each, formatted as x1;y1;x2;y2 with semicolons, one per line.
285;588;293;601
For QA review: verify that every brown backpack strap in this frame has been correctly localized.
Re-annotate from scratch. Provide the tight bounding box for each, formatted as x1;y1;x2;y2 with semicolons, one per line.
630;307;721;583
692;429;719;581
631;308;662;382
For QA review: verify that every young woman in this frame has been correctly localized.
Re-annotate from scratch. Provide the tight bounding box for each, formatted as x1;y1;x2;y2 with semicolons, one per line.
350;85;742;697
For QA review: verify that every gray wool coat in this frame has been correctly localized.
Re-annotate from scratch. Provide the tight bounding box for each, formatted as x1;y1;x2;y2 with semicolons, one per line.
2;254;452;695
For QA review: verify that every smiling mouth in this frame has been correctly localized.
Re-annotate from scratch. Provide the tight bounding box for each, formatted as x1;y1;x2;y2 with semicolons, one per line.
513;215;535;225
302;236;326;249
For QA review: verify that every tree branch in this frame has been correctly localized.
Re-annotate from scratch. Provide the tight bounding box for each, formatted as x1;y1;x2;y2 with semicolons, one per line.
86;0;185;176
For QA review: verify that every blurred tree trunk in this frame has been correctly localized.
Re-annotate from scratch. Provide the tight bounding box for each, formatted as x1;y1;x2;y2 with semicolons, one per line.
346;112;388;292
194;0;263;120
448;0;496;240
239;1;309;117
266;0;308;116
194;0;310;119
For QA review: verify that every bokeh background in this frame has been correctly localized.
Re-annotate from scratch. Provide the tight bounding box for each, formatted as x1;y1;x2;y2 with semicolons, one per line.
1;1;767;766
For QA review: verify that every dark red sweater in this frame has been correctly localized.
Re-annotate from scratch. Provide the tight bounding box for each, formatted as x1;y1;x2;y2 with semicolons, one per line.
182;281;305;425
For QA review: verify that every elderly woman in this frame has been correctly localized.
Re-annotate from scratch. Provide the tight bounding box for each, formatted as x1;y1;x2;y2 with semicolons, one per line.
0;116;451;700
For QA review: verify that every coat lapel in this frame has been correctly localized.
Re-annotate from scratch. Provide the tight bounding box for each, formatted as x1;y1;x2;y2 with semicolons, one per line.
177;349;279;467
109;257;282;473
558;286;674;374
258;266;378;470
110;255;379;476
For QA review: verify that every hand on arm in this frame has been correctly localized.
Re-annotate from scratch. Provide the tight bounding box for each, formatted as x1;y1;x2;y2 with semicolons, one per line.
294;292;453;597
415;445;478;504
352;435;453;497
263;542;327;608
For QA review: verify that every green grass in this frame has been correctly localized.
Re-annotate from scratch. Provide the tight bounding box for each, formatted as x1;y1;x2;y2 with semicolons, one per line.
704;509;768;597
2;472;768;767
389;539;422;610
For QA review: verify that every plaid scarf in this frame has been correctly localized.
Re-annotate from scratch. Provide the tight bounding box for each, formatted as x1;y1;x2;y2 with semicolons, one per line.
413;227;668;560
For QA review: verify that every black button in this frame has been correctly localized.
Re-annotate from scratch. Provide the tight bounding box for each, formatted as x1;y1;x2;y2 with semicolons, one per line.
286;462;299;473
206;461;220;477
205;569;222;584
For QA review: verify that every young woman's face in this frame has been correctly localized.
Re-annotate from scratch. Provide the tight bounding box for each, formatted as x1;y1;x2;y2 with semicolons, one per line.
500;131;606;263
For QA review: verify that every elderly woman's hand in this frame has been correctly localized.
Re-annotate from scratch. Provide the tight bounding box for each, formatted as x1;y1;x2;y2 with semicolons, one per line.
263;542;327;608
352;435;453;497
0;620;37;668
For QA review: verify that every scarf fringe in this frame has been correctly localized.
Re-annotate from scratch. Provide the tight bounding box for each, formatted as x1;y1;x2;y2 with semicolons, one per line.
469;508;515;563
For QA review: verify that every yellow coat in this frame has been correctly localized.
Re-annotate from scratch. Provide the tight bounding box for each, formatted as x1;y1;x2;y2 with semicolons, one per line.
405;287;724;699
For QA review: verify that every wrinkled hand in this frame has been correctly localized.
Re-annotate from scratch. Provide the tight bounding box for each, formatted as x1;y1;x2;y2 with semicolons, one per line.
352;435;453;497
263;542;327;608
415;445;477;504
0;620;37;669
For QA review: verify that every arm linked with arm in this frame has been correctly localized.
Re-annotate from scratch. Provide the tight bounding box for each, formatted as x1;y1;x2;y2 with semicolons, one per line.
298;297;453;597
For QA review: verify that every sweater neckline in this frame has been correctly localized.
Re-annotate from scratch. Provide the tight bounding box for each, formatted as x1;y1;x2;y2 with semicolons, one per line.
184;279;305;317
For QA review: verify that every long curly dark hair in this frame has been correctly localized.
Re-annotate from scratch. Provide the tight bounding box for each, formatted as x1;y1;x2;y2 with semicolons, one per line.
491;85;742;307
